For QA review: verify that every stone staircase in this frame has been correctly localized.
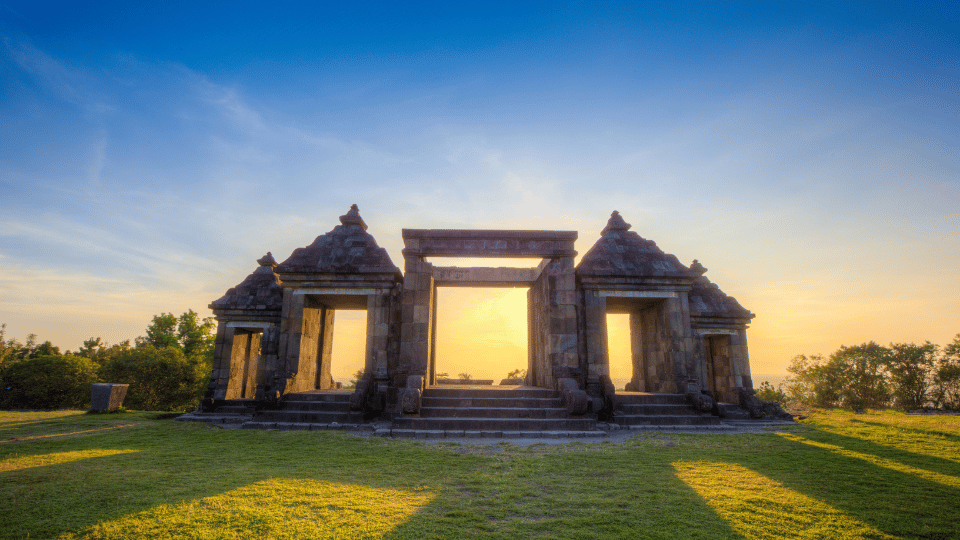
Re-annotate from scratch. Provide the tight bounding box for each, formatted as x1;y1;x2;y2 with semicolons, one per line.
240;390;368;431
387;385;604;438
611;392;722;429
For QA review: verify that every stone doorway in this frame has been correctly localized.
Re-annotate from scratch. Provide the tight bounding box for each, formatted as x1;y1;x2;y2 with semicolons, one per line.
298;294;368;392
224;327;264;399
433;286;530;384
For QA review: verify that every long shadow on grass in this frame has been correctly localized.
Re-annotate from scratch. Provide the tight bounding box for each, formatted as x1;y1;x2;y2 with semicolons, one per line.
849;417;960;446
795;425;960;477
384;442;746;540
728;428;960;539
0;423;477;539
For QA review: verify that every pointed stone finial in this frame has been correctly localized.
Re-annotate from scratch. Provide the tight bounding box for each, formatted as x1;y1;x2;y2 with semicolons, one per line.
257;252;277;267
601;210;631;236
339;204;368;230
689;259;707;276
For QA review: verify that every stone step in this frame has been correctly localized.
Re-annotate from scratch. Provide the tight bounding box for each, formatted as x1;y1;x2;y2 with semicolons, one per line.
278;401;353;412
216;405;256;414
613;414;721;426
422;387;558;399
422;396;564;408
419;406;570;419
613;393;689;405
176;412;251;425
282;391;353;402
619;404;702;415
253;410;365;424
384;429;607;439
393;417;597;431
240;421;369;431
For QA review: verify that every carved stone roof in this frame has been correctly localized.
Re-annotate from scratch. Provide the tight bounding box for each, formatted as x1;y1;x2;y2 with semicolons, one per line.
210;252;284;311
274;205;402;277
688;274;754;319
576;211;692;278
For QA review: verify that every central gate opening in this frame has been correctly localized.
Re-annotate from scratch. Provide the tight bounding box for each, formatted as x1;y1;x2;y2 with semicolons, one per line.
434;287;529;383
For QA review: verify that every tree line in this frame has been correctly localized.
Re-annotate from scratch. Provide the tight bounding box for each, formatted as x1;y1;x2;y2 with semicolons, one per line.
0;311;214;412
757;334;960;412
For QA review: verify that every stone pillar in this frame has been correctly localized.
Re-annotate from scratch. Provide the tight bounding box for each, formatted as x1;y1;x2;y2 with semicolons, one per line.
531;257;580;389
366;291;393;383
398;257;434;385
211;323;236;400
731;328;753;393
225;330;252;399
627;309;644;392
581;289;608;394
316;307;335;390
662;293;697;394
256;325;280;400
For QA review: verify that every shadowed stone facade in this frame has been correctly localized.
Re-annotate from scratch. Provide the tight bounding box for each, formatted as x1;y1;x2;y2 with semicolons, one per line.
200;206;758;426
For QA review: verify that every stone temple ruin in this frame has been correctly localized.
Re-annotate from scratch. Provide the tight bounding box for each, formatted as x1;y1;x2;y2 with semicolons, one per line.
185;205;785;436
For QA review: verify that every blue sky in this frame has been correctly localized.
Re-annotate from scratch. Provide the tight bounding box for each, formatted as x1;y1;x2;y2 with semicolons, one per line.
1;1;958;377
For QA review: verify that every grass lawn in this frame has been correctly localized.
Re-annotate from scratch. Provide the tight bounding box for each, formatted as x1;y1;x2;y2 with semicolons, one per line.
1;410;958;539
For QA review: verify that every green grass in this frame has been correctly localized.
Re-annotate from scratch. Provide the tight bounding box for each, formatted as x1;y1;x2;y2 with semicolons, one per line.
1;410;958;539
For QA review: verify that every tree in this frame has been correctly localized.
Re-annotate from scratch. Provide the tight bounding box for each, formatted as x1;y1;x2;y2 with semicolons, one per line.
507;368;527;380
886;341;938;410
785;344;891;410
756;381;788;405
785;354;839;408
136;310;215;359
71;337;132;365
934;334;960;410
349;369;365;388
99;345;208;411
831;342;890;410
0;354;99;410
458;372;473;381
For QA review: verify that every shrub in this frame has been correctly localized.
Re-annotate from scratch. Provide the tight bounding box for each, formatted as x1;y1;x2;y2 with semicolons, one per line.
755;381;788;405
0;354;99;409
99;346;209;411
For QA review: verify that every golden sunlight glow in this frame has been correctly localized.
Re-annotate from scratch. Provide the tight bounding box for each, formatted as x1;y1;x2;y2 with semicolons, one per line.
673;461;893;539
75;478;434;540
776;432;960;489
435;287;529;380
0;424;138;443
330;310;367;382
606;313;632;385
0;449;139;473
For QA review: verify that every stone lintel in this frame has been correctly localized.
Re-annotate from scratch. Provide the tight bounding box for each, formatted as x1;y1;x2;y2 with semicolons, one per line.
292;288;383;296
598;290;678;299
578;276;694;289
225;321;274;329
433;266;539;287
693;328;738;335
691;316;753;329
402;229;577;258
212;310;281;322
277;272;402;283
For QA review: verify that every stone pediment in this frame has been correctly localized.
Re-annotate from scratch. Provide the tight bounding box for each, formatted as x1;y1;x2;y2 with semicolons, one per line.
274;205;402;278
576;211;692;278
210;252;284;312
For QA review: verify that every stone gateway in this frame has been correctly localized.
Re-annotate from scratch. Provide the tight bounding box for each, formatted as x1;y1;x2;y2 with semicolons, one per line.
188;205;783;436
